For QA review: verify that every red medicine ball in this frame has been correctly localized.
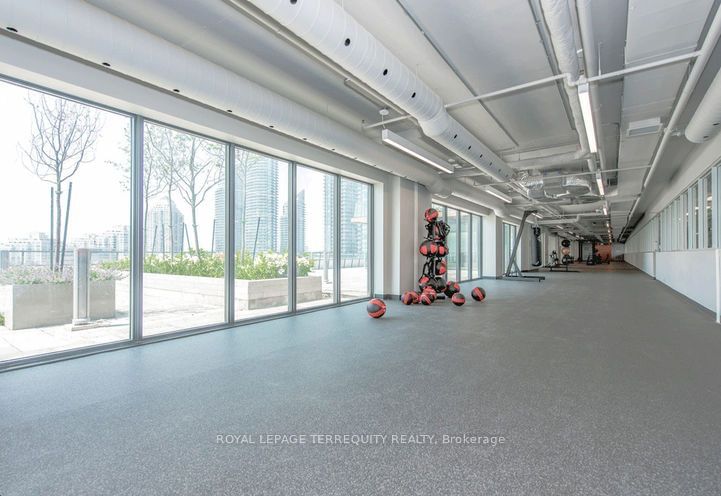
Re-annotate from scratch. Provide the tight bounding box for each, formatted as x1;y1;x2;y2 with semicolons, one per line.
367;298;386;318
471;287;486;302
424;208;439;223
437;244;447;256
419;240;438;257
451;293;466;306
437;260;447;275
445;281;460;296
401;291;416;305
420;293;433;305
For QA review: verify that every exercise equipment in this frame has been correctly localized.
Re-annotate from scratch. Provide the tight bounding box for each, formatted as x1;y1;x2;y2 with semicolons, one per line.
418;207;450;298
503;210;545;282
401;291;416;305
444;281;460;296
531;226;542;267
471;287;486;301
420;293;433;305
366;298;386;318
451;293;466;306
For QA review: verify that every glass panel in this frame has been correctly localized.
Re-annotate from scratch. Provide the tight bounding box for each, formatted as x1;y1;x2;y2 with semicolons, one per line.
0;80;131;360
142;122;225;336
472;215;482;279
678;193;689;250
446;209;458;282
340;178;370;301
233;149;289;320
706;173;713;248
296;166;335;309
459;212;470;281
691;186;699;249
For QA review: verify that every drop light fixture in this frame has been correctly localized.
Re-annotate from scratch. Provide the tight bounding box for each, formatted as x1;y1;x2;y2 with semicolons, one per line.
578;82;598;154
381;129;454;173
596;171;606;197
481;186;513;204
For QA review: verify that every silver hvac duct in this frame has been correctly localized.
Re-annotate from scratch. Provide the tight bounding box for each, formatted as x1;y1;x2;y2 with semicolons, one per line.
536;216;581;225
685;68;721;143
508;149;589;170
0;0;519;208
539;0;598;179
576;0;608;173
243;0;515;183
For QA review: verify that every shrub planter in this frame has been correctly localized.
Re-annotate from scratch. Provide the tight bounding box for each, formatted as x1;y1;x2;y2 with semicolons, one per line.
0;280;116;330
141;273;322;311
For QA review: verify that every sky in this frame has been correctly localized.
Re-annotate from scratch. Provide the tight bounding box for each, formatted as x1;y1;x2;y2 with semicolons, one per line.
0;79;332;252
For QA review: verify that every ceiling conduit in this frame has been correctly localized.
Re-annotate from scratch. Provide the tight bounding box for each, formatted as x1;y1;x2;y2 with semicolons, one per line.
539;0;598;179
508;149;589;170
685;68;721;143
0;0;516;210
243;0;515;183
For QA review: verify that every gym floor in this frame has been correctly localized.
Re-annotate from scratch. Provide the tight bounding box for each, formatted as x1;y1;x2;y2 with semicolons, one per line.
1;263;720;495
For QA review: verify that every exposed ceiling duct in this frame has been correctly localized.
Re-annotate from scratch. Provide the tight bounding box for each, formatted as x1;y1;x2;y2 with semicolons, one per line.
242;0;515;183
536;216;581;225
685;68;721;143
508;149;589;170
0;0;518;210
539;0;598;181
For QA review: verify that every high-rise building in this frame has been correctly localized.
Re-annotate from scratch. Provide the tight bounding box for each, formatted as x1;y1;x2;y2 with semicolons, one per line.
340;180;368;259
1;232;52;267
75;226;130;262
280;190;306;254
146;200;184;255
323;178;368;260
214;155;279;254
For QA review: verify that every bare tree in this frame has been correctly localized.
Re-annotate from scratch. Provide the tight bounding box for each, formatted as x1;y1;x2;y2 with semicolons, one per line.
109;128;167;247
22;93;102;270
145;125;223;257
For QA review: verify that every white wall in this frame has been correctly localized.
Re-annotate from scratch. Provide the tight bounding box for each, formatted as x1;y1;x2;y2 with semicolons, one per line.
655;250;716;311
625;129;721;315
625;252;655;277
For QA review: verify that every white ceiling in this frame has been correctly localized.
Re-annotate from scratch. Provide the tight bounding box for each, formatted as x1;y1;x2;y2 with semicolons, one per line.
85;0;721;241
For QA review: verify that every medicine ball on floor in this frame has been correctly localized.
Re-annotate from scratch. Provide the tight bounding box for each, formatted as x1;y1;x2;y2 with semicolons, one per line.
366;298;386;318
471;287;486;301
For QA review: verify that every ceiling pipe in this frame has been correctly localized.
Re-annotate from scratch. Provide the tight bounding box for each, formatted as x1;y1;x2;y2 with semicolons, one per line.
539;0;598;184
536;216;581;225
625;4;721;230
243;0;515;183
507;149;590;170
685;68;721;143
0;0;519;210
576;0;609;175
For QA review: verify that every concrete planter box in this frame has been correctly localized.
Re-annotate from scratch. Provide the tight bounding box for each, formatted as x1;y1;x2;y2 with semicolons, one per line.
236;276;322;310
142;273;322;311
0;280;116;330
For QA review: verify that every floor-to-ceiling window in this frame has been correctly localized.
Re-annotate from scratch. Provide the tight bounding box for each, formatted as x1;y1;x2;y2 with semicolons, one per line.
340;178;370;301
431;203;482;282
446;208;458;282
0;79;131;361
296;166;336;309
472;215;482;279
142;122;226;336
234;148;290;320
0;76;373;367
459;212;470;281
503;222;518;271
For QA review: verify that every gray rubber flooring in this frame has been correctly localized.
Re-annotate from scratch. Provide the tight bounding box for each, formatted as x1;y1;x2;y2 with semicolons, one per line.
1;265;720;495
